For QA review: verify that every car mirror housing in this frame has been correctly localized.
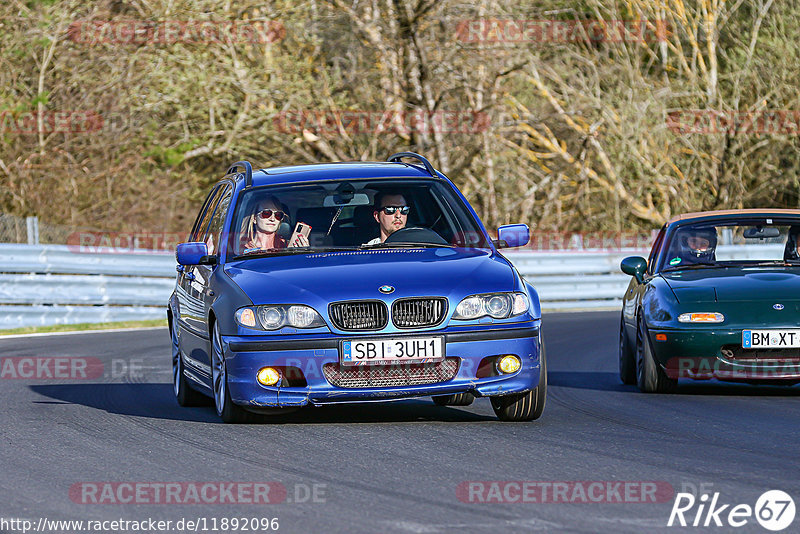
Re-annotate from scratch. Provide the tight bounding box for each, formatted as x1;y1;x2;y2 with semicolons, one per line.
620;256;647;282
496;224;530;249
176;242;210;266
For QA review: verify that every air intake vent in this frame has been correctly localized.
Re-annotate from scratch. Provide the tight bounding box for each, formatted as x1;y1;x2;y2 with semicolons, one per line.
329;300;388;331
392;298;447;328
323;359;459;388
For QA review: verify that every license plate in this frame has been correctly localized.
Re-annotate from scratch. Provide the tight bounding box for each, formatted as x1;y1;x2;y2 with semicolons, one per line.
340;337;444;366
742;329;800;348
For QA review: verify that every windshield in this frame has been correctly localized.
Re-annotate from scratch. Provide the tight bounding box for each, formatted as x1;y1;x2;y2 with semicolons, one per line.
226;178;490;259
658;217;800;271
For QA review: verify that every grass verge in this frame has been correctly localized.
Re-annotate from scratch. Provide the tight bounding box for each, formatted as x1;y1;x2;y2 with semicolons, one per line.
0;319;167;336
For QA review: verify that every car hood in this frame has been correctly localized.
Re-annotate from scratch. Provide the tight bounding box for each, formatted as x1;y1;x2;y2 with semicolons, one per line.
662;267;800;302
224;247;517;304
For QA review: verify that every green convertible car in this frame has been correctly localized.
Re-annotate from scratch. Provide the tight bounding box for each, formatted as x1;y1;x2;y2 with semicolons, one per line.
620;209;800;392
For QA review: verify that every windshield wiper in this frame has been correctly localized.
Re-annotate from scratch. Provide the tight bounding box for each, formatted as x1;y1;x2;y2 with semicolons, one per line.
662;261;719;272
233;246;358;260
360;242;454;249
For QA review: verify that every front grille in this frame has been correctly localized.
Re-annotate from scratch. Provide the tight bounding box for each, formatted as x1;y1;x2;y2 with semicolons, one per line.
721;345;800;363
392;298;447;328
329;300;388;331
323;358;460;388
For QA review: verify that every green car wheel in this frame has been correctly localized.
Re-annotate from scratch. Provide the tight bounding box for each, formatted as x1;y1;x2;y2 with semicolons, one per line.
619;315;636;385
636;315;677;393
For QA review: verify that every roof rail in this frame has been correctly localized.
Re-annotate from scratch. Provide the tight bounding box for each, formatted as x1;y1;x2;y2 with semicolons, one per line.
387;152;437;178
227;160;253;187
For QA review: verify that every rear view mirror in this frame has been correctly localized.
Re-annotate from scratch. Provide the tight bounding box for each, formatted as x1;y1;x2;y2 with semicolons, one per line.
496;224;530;248
743;227;780;239
176;242;209;265
323;193;371;207
621;256;647;283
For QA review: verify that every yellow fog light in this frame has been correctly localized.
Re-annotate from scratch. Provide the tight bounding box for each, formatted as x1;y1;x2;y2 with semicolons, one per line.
256;367;281;386
497;355;521;374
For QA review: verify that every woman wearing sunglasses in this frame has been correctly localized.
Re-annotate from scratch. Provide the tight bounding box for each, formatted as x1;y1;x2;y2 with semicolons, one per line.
240;195;309;253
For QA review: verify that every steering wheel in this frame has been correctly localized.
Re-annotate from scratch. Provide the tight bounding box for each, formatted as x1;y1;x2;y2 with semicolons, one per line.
383;227;448;245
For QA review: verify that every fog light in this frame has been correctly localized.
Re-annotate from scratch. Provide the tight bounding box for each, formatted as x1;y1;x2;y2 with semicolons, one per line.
256;367;281;386
497;355;521;374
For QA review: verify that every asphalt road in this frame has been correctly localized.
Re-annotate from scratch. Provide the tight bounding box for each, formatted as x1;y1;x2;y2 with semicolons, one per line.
1;311;799;534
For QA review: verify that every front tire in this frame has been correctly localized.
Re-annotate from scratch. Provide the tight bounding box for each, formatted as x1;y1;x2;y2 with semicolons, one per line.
619;315;636;385
211;322;260;423
635;315;677;393
432;392;474;406
491;340;547;422
171;316;207;407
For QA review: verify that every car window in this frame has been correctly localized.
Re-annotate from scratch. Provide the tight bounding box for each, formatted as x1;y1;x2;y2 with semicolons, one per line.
647;227;666;274
190;185;225;242
204;186;233;255
226;178;490;258
658;218;799;271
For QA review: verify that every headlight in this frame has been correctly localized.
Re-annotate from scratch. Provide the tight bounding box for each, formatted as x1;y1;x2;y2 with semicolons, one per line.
678;312;724;323
234;308;257;328
453;292;530;320
235;305;326;330
259;307;284;329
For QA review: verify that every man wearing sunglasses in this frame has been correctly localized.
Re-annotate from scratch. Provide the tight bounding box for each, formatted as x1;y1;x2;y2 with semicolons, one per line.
364;192;410;245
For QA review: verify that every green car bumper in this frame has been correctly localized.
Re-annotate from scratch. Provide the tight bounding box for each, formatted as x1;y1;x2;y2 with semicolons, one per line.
649;328;800;382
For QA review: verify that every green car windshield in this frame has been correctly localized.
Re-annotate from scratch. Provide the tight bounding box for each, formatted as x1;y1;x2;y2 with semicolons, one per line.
658;218;800;271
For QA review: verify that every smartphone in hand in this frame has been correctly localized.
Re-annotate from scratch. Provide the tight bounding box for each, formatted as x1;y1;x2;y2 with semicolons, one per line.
290;222;312;245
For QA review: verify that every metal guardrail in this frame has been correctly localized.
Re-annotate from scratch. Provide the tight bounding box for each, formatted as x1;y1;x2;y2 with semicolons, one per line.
0;244;174;277
0;244;174;329
0;244;643;329
503;250;645;310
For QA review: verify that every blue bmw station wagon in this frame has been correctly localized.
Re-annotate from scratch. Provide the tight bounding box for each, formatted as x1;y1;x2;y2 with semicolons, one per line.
169;153;545;423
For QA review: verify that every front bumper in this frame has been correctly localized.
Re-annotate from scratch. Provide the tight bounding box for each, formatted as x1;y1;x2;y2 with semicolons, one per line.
649;327;800;382
221;323;542;408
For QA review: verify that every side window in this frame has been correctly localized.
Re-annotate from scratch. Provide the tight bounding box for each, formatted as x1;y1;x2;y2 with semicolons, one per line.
204;187;233;255
190;186;224;242
647;227;666;274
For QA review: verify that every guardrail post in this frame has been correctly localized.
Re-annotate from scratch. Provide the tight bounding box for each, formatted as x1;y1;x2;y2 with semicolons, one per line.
26;216;39;245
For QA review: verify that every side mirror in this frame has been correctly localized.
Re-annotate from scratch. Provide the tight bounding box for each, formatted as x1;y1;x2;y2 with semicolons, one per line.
621;256;647;283
496;224;530;249
176;242;209;266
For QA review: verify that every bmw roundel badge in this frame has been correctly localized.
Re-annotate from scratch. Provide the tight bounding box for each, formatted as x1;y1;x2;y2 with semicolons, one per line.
379;285;395;294
774;303;785;310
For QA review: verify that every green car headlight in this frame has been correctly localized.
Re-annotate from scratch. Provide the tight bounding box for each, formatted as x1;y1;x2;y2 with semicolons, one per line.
453;293;529;320
235;305;326;330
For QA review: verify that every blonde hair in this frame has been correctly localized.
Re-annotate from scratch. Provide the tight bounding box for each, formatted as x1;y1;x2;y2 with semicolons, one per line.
240;195;287;250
